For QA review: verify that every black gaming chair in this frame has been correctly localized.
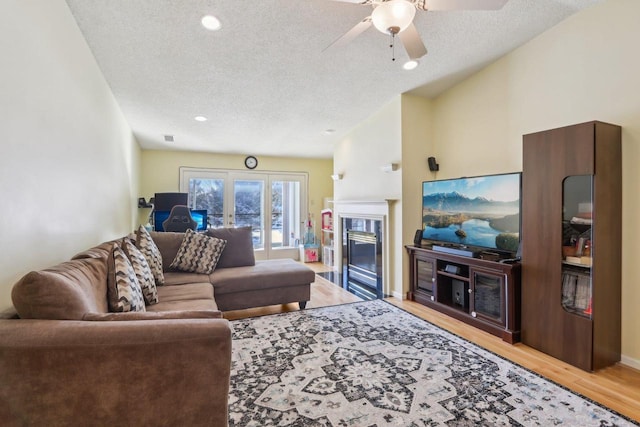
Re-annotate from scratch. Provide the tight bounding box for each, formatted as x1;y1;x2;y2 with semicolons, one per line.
162;205;198;232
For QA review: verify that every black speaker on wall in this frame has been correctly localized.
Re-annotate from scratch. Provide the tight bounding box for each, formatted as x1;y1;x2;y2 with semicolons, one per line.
428;157;439;172
414;229;423;246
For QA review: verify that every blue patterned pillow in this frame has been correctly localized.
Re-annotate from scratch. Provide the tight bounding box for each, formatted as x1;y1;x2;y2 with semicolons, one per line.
107;244;146;313
169;229;226;274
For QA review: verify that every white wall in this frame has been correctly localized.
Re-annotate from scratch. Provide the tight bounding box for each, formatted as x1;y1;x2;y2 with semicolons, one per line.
0;0;140;311
431;0;640;367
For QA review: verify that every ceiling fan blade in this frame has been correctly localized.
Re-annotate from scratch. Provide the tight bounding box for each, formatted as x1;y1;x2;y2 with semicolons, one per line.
418;0;508;11
399;23;427;60
323;16;372;52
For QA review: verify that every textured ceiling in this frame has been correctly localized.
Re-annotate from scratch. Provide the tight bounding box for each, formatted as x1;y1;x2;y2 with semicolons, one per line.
64;0;603;159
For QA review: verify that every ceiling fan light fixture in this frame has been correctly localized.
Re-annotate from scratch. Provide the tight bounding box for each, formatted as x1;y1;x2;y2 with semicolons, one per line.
201;15;221;31
403;59;419;70
371;0;416;35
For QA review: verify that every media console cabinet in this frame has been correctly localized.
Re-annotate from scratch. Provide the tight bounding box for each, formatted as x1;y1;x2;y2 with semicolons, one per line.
406;245;521;343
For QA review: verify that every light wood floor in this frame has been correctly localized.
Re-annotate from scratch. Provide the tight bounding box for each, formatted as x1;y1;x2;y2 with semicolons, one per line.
224;263;640;422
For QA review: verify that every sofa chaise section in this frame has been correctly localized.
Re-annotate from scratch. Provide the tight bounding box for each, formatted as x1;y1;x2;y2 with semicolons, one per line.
151;230;315;311
210;259;314;311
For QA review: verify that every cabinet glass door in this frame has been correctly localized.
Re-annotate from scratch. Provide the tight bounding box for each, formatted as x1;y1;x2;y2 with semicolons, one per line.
416;257;435;298
471;270;504;324
561;175;593;318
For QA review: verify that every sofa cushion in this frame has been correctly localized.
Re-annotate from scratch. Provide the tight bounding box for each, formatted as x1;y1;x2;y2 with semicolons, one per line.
71;241;115;260
210;259;315;295
107;244;146;313
11;257;109;320
206;226;255;268
150;231;187;272
136;225;165;285
147;299;218;312
156;282;214;300
163;271;210;286
148;282;217;312
82;310;222;320
121;238;159;305
169;229;226;274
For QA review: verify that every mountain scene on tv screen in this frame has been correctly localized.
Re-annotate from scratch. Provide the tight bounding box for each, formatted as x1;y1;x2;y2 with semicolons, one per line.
422;190;520;252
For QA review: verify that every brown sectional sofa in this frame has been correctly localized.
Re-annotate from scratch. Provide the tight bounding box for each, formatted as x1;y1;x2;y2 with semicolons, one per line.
0;228;316;426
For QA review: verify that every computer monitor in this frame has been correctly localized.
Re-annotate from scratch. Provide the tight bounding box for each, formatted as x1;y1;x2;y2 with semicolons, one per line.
153;209;208;232
153;192;188;211
189;210;208;231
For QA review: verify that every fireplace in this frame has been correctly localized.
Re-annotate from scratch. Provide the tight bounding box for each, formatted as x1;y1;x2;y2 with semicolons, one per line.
343;217;383;300
332;200;394;300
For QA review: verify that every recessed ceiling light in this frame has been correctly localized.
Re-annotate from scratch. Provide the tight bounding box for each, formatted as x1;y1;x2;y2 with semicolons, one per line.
194;116;208;122
403;60;419;71
201;15;221;31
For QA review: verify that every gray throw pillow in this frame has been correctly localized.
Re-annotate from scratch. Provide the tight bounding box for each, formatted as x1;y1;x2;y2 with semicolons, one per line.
206;226;256;268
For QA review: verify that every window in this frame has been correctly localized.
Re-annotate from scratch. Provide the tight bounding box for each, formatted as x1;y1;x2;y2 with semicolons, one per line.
180;167;308;260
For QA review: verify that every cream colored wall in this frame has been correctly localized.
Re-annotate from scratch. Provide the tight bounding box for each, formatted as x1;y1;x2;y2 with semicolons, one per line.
333;97;403;201
431;0;640;366
334;97;404;295
400;95;435;296
139;150;333;234
0;0;140;311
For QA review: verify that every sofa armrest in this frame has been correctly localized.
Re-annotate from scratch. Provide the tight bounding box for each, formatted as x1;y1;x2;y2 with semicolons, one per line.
0;318;231;427
82;310;223;321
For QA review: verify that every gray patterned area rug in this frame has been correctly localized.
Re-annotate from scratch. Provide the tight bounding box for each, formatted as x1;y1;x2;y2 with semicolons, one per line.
229;300;636;426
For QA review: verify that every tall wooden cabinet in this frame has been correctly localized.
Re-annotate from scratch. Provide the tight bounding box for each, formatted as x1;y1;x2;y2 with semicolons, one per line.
521;121;621;371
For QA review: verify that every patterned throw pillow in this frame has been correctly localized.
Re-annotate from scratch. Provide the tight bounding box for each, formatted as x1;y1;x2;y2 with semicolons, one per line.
107;244;146;313
170;229;227;274
135;225;164;285
121;238;159;305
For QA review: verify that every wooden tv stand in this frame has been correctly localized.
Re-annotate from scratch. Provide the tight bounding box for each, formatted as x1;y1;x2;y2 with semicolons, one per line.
406;245;521;343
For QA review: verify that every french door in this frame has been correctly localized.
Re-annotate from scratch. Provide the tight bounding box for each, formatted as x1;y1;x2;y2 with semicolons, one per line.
179;168;307;260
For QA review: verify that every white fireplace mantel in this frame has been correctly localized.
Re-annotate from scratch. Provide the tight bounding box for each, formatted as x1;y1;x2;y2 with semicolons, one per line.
332;200;396;297
333;200;396;217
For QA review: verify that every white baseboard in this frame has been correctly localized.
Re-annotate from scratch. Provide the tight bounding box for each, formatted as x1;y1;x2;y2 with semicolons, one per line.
620;354;640;370
391;290;404;299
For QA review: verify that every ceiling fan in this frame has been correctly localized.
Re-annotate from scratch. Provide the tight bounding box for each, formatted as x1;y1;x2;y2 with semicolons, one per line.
327;0;509;62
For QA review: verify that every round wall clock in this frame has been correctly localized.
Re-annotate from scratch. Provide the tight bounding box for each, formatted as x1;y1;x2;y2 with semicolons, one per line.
244;155;258;170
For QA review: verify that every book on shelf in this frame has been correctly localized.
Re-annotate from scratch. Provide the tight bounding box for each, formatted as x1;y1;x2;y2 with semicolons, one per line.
570;212;593;225
570;216;592;225
574;275;590;310
561;269;591;311
562;272;577;306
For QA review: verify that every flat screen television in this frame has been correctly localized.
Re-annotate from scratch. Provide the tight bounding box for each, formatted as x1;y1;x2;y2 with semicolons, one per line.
421;172;521;255
153;209;208;232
